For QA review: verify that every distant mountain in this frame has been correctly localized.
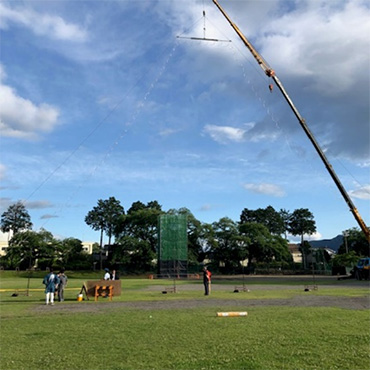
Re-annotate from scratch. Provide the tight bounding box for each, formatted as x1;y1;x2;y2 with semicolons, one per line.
308;235;343;252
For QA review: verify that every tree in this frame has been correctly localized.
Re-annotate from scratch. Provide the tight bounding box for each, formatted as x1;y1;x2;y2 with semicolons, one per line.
58;237;90;270
85;197;124;270
208;217;243;272
332;251;359;268
240;206;285;235
127;201;146;214
287;208;316;269
338;227;370;256
110;236;155;273
1;201;32;236
279;209;291;239
239;222;290;268
6;228;57;269
115;201;162;244
85;199;106;270
113;201;164;272
102;197;125;246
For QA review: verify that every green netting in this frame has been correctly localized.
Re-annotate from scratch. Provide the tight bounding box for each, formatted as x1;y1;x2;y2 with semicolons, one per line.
158;214;188;261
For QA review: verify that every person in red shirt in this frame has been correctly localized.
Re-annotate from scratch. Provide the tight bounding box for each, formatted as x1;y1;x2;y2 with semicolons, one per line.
203;266;211;295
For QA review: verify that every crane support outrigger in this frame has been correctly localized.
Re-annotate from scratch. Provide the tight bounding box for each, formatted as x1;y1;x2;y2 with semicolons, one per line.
212;0;370;242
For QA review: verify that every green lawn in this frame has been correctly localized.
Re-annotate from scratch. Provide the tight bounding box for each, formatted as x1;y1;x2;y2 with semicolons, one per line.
0;272;369;370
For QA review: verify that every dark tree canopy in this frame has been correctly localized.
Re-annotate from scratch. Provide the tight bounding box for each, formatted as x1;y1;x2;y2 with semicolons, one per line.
240;206;285;235
287;208;316;241
287;208;316;269
4;230;91;270
112;201;164;272
7;228;56;269
127;201;146;214
279;208;291;239
1;201;32;235
338;227;370;256
0;196;340;273
85;199;106;232
57;237;90;270
85;197;124;270
239;222;291;267
85;197;124;245
207;217;243;271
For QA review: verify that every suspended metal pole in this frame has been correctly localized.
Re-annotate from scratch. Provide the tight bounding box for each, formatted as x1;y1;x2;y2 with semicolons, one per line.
212;0;370;242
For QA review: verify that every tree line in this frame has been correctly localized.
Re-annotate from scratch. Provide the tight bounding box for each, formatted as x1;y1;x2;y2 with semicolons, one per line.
1;199;368;272
84;198;318;272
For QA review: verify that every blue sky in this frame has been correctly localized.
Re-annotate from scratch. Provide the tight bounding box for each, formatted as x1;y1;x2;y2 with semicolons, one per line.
0;0;369;244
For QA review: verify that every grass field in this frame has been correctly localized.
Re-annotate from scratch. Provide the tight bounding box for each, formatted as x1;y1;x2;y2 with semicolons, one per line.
0;271;369;370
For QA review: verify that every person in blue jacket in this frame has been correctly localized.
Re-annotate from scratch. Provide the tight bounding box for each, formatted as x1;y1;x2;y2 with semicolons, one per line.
43;268;60;305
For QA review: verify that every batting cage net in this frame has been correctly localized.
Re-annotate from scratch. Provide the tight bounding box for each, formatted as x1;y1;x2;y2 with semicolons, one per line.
158;214;188;277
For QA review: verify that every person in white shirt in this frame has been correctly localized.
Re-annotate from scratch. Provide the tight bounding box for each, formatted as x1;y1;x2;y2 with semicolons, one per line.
103;268;110;280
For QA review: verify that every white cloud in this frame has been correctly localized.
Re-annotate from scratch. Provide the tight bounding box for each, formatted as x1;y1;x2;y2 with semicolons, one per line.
0;164;6;181
204;122;279;144
200;204;212;212
0;66;59;140
349;185;370;200
259;0;370;95
288;231;323;243
203;125;245;144
159;128;181;137
243;183;285;197
358;161;370;168
305;232;324;242
0;3;87;42
246;127;280;143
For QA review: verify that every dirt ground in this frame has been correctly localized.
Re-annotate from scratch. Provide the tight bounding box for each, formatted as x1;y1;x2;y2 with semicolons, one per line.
34;276;370;314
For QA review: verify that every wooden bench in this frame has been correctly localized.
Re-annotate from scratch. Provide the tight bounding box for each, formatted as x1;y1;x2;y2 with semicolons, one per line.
94;285;114;301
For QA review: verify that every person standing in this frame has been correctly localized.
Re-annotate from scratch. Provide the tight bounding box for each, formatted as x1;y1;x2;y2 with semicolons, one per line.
103;268;110;280
203;266;211;296
43;268;60;305
57;269;68;302
110;269;119;280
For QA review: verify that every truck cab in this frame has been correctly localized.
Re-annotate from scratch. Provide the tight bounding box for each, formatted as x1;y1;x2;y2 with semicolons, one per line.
354;257;370;280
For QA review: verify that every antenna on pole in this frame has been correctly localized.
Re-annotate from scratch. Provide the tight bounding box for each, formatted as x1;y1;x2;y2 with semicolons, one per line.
177;8;231;43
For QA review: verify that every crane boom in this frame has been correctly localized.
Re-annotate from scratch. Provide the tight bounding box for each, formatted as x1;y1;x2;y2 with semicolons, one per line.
212;0;370;242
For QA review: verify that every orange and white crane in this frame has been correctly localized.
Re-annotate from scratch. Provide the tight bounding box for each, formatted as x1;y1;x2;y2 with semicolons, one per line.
212;0;370;243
